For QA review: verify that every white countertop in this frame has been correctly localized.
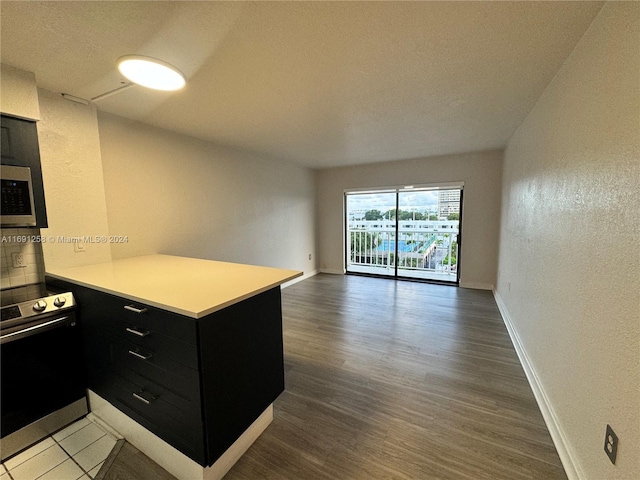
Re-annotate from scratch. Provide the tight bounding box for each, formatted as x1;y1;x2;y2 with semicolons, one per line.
46;254;302;318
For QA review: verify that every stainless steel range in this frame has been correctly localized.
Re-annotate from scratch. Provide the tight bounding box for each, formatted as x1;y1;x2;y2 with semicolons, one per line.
1;282;88;461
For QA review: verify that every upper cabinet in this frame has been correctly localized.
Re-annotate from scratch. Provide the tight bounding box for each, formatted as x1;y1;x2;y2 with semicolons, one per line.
0;65;41;121
1;115;48;227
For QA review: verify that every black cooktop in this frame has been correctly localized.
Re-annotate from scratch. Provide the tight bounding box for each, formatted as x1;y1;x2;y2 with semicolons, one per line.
1;282;49;308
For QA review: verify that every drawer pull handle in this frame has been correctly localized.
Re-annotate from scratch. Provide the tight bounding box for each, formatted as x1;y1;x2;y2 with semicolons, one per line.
126;327;150;337
128;349;152;360
124;305;148;314
132;392;155;405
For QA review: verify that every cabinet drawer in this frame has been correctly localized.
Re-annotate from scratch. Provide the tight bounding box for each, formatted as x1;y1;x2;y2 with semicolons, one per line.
111;336;201;407
115;324;198;371
102;297;196;345
107;375;205;464
112;371;202;433
59;281;198;345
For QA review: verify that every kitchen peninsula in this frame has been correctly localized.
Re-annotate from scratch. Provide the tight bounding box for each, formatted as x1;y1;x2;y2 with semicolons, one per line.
46;254;302;480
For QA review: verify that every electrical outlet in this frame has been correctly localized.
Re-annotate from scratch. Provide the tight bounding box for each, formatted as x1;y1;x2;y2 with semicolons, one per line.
604;424;618;464
11;252;26;268
308;254;312;260
73;241;86;253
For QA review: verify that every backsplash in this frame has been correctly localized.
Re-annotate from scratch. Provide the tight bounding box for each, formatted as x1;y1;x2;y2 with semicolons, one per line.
0;228;46;299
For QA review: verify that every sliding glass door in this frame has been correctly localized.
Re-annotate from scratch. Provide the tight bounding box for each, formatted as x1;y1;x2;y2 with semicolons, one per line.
346;191;397;276
345;186;462;284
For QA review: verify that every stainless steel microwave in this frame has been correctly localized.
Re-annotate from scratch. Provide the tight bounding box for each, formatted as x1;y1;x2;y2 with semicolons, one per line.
1;164;37;227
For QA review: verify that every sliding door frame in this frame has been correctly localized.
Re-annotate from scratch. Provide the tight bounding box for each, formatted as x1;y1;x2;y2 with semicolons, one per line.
344;182;463;286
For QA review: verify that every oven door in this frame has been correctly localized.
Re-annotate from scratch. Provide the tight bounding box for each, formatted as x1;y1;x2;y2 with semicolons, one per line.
1;313;87;458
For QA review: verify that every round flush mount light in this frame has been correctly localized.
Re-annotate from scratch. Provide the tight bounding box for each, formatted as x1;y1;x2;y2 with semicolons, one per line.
117;55;186;91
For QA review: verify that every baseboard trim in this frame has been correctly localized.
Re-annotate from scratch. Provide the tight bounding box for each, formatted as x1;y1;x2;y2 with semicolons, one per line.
87;390;204;480
318;268;344;275
203;405;273;480
492;290;582;480
87;390;273;480
86;412;123;440
282;269;318;288
459;281;493;290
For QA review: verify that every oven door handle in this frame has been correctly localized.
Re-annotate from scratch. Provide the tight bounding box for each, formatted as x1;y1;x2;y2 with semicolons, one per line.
0;315;74;344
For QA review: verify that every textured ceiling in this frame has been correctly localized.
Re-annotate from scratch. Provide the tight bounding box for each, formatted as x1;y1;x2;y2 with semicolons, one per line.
0;1;603;168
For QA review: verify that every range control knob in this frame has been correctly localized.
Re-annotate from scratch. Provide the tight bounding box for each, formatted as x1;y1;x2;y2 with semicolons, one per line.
54;296;66;307
33;300;48;312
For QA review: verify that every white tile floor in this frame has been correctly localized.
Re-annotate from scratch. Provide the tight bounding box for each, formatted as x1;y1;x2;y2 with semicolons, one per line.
1;417;117;480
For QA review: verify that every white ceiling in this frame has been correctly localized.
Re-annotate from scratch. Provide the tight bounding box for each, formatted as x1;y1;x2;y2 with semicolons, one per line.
0;1;603;169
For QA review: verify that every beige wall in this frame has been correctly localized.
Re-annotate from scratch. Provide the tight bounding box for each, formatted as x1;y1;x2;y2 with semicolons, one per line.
316;150;502;289
495;3;639;479
97;112;316;276
1;64;315;278
0;65;112;271
37;89;113;269
1;65;46;290
0;64;40;121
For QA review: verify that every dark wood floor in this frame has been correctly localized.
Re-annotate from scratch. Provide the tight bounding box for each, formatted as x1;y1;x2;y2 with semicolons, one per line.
225;274;567;480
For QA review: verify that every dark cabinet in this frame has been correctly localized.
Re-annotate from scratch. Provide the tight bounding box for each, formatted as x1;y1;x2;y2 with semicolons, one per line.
1;115;48;227
46;277;285;467
199;287;285;462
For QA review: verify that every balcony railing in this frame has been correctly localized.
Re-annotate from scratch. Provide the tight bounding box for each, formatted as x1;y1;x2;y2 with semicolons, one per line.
347;220;459;281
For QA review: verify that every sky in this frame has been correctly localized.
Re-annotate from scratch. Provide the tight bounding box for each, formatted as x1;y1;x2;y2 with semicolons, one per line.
346;190;440;215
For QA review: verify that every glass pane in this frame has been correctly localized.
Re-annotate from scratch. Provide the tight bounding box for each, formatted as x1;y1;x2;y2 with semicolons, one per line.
345;192;396;275
346;188;460;283
397;188;460;282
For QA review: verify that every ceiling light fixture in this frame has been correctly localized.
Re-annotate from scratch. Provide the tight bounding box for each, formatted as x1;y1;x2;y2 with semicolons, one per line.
117;55;186;91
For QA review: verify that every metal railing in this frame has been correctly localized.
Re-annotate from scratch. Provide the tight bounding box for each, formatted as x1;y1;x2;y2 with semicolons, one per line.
347;220;459;277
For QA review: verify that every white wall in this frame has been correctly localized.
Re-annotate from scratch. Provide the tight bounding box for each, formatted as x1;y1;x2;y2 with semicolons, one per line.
97;112;316;276
495;3;639;479
316;150;502;289
37;89;113;269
